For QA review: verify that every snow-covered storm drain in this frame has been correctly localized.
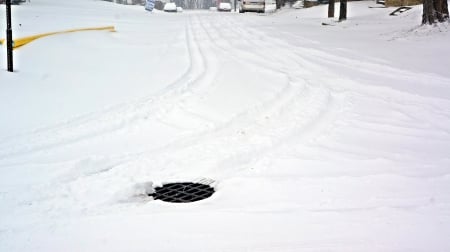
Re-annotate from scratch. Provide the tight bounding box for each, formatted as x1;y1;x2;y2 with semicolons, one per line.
149;182;215;203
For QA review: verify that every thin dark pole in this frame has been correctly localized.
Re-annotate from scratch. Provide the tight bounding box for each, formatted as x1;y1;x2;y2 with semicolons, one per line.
234;0;236;12
6;0;14;72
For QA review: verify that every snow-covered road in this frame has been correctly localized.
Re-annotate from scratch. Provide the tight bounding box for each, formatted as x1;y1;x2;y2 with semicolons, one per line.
1;1;450;251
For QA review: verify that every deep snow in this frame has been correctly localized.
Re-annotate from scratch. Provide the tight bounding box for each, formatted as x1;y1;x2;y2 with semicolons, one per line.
1;0;450;251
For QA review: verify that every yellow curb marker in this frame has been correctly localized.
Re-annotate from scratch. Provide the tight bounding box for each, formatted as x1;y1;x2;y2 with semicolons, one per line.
0;26;116;49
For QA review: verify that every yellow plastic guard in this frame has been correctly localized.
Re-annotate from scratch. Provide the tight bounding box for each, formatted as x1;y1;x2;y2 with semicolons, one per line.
0;26;115;49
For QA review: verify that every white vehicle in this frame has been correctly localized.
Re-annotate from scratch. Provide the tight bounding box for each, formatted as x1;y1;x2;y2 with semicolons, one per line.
163;2;177;12
218;2;232;11
239;0;265;13
264;0;276;12
292;0;304;8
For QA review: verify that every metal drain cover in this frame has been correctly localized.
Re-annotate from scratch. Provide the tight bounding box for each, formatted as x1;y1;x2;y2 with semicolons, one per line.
149;182;215;203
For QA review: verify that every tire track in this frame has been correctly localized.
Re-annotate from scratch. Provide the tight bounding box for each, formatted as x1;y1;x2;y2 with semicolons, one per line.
217;15;450;170
100;13;348;179
0;16;214;161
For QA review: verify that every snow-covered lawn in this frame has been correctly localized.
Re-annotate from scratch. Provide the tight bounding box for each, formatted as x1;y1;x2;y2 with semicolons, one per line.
1;0;450;251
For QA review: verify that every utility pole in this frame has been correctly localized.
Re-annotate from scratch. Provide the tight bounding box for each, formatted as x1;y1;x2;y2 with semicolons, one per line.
6;0;14;72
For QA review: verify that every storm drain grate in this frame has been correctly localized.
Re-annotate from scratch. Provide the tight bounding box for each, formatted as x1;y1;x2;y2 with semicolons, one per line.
149;182;215;203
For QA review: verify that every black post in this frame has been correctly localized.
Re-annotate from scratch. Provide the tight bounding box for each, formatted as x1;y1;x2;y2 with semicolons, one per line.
234;0;236;12
6;0;14;72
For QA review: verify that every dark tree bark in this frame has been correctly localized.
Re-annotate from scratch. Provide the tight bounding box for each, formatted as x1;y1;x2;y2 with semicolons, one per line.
445;0;450;17
328;0;335;18
339;0;347;21
423;0;435;23
276;0;282;9
437;0;450;20
422;0;449;24
434;0;444;21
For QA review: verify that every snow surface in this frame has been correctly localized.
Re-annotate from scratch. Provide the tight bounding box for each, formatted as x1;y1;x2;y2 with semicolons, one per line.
1;0;450;251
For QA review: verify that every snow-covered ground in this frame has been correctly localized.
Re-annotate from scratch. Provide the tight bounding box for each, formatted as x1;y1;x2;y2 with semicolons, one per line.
1;0;450;251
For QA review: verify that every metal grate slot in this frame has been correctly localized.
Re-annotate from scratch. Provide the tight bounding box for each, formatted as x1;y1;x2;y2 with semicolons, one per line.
149;182;215;203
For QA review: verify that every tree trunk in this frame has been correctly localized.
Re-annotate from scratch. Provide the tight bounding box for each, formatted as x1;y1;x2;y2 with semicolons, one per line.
444;0;450;17
422;0;449;24
435;0;445;21
276;0;282;9
328;0;335;18
422;0;435;24
339;0;347;21
437;0;450;20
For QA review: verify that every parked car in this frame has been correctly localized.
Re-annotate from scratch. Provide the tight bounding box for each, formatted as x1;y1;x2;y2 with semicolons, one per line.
292;0;304;8
218;2;232;11
239;0;265;13
163;2;177;12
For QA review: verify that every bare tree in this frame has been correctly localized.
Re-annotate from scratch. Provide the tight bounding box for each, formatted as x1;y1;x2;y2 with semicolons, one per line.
339;0;347;21
328;0;335;18
422;0;449;24
276;0;283;9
